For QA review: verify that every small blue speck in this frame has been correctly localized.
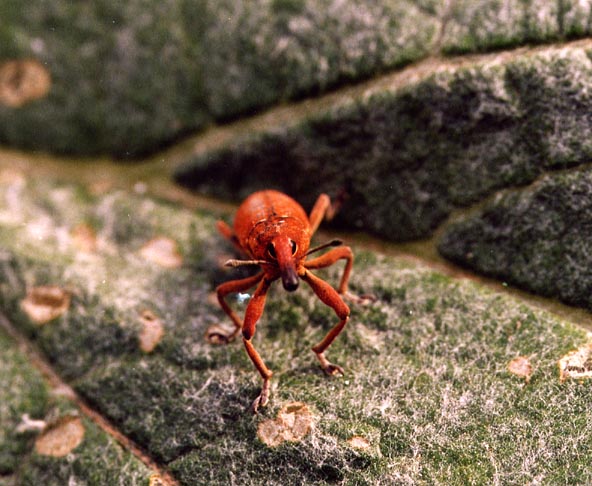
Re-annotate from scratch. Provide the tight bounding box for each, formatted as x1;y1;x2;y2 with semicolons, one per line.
237;292;251;304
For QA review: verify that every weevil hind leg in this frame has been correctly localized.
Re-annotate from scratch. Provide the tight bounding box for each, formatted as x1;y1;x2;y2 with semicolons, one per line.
216;220;244;254
308;191;350;235
308;193;338;235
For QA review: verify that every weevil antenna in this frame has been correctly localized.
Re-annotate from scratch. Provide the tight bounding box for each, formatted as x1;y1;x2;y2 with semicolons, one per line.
306;239;343;256
224;259;272;267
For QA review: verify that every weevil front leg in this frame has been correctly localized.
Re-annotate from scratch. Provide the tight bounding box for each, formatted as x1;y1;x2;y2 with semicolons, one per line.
301;270;349;376
208;272;264;344
305;246;375;304
242;278;273;412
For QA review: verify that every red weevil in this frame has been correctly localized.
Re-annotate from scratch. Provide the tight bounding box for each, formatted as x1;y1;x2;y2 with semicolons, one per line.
210;190;361;411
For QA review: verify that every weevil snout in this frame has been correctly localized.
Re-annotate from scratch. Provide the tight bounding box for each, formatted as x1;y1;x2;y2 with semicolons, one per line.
282;267;299;291
270;235;300;291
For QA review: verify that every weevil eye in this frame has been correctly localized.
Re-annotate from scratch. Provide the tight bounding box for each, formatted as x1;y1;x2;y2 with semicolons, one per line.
267;243;277;259
290;239;297;255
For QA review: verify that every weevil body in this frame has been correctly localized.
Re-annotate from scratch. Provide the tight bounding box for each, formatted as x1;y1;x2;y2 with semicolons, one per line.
233;191;311;291
212;190;357;411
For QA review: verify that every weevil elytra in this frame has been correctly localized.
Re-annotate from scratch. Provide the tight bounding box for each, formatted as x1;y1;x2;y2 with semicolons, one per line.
210;190;364;412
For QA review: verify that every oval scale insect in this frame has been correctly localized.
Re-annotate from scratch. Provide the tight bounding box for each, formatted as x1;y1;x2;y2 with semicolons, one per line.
211;190;366;412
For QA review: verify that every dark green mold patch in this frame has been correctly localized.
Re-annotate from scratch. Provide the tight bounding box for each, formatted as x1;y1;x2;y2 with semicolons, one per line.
77;356;256;464
2;1;592;157
3;175;592;484
18;414;152;486
176;45;592;242
439;168;592;312
439;0;592;55
0;327;48;475
0;326;151;485
34;296;140;381
0;0;439;157
166;264;592;485
168;431;376;486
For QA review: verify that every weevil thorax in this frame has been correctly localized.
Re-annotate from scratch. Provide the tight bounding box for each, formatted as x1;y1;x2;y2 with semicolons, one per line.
233;191;312;290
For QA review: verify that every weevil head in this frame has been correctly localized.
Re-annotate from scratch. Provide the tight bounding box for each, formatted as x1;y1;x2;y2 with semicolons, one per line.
269;234;300;291
247;216;311;291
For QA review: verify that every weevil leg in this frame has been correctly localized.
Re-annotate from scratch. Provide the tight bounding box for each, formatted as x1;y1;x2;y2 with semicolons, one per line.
208;272;264;344
242;278;274;412
244;338;272;412
308;193;336;235
304;246;375;304
301;270;349;376
216;220;234;240
305;246;353;294
216;220;243;254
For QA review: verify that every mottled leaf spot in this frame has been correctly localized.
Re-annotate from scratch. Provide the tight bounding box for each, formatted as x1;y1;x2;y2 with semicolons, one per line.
0;168;26;185
89;180;115;196
34;416;85;457
21;285;70;325
0;59;51;107
347;435;372;450
139;310;165;353
558;344;592;382
507;356;533;384
140;236;183;268
216;252;234;269
355;322;383;350
206;291;219;307
149;473;165;486
257;402;313;447
16;414;47;434
71;223;97;253
205;323;237;345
